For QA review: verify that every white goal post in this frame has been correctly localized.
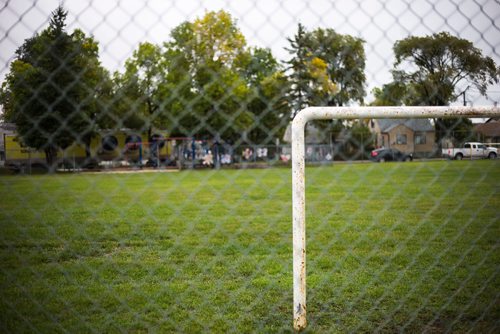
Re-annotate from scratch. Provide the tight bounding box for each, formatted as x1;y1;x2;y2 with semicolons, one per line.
291;106;500;331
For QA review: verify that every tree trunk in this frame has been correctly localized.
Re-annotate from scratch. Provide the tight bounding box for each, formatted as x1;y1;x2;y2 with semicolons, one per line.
44;146;58;173
83;134;92;167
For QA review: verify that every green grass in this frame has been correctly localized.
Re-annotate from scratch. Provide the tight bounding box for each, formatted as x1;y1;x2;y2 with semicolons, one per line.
0;161;499;333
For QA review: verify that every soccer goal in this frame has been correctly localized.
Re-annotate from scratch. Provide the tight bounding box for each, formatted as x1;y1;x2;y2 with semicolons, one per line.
291;106;500;331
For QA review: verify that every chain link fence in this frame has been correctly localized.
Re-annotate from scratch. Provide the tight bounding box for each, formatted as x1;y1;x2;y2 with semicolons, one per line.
1;0;499;332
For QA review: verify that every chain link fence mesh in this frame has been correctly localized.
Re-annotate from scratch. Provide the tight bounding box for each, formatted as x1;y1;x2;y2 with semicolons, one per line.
1;0;499;332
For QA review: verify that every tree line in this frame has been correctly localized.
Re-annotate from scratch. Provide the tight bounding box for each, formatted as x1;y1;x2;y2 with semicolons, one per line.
1;6;499;166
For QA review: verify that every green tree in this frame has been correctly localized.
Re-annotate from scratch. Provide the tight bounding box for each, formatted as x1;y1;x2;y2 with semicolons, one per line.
393;32;499;105
163;10;287;144
161;21;198;137
162;12;249;141
345;121;374;158
307;28;366;106
71;29;114;159
286;25;366;114
286;25;366;146
1;6;105;168
390;32;500;142
113;42;165;137
370;80;411;106
285;23;315;117
240;47;290;144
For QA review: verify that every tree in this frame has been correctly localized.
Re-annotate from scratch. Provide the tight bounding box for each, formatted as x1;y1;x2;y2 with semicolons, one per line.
162;10;287;144
307;28;366;107
285;25;367;146
306;57;338;106
240;47;290;144
393;32;499;105
285;23;315;117
113;42;165;137
285;24;366;115
71;29;114;160
162;12;247;141
1;6;105;168
370;80;411;106
346;121;374;158
391;32;500;142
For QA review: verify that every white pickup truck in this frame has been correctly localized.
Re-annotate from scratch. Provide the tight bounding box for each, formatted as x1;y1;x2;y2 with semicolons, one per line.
442;142;498;160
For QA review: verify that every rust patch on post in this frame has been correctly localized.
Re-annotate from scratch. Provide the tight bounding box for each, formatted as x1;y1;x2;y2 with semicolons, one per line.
294;303;307;331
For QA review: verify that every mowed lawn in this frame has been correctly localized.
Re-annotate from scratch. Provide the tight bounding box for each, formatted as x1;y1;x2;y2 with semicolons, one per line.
0;160;499;333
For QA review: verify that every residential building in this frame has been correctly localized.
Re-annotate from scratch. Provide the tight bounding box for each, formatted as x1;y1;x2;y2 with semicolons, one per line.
369;118;436;156
473;118;500;144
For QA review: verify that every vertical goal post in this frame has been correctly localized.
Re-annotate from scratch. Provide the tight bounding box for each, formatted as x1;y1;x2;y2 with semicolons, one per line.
291;106;500;331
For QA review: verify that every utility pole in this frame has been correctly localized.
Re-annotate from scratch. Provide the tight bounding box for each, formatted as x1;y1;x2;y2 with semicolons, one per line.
461;86;470;106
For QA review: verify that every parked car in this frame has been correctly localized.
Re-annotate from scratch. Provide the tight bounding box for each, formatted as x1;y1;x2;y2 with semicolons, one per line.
370;148;413;162
442;142;497;160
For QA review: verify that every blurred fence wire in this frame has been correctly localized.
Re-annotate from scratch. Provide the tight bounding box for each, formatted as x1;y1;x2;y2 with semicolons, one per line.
0;0;499;333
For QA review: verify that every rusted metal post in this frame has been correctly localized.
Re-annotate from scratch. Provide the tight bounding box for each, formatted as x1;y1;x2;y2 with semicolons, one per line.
291;111;308;330
291;106;500;331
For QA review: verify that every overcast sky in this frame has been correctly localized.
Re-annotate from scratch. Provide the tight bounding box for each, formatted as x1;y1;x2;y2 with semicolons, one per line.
1;0;500;105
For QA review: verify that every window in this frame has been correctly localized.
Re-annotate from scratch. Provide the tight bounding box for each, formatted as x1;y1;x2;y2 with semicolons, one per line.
396;134;407;145
415;132;426;145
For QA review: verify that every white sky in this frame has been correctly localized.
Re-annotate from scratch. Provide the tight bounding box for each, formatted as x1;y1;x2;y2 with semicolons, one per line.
1;0;500;106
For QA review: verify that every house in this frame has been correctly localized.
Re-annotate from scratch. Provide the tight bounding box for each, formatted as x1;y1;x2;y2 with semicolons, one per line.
473;118;500;143
369;118;436;156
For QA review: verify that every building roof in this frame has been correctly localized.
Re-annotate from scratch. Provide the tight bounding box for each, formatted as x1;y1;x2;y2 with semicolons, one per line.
473;122;500;137
377;119;434;132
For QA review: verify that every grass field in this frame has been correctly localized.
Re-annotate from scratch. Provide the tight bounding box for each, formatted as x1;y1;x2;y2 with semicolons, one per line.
0;160;499;333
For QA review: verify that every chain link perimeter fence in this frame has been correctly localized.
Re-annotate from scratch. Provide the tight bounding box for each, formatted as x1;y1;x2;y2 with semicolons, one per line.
1;0;499;332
